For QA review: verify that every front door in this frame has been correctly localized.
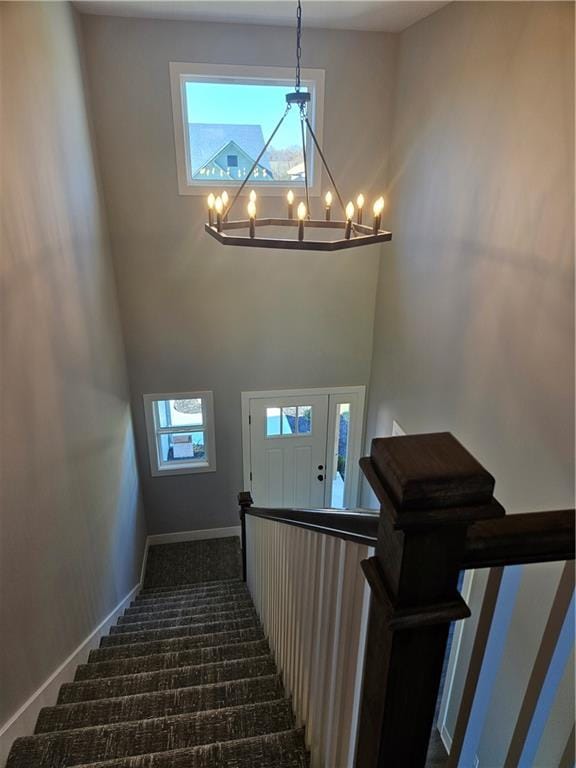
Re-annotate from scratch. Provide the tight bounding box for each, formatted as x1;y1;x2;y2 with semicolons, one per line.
249;394;329;508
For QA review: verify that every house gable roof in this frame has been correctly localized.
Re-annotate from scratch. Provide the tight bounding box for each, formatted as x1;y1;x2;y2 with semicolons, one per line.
193;139;272;179
188;123;273;175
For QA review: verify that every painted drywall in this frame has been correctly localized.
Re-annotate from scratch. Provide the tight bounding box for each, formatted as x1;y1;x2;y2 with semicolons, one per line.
79;14;396;534
364;1;574;764
0;1;147;733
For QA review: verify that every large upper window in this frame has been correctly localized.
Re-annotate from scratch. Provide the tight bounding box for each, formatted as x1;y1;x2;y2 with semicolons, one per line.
143;391;216;476
169;63;325;196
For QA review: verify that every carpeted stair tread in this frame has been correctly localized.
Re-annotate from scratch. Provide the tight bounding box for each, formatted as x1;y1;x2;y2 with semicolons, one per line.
132;585;249;602
5;538;305;768
76;639;271;681
72;729;309;768
88;627;266;664
58;656;277;704
111;607;257;634
121;597;253;622
139;578;241;595
36;675;284;733
100;614;260;648
141;539;242;589
132;586;249;608
6;699;294;768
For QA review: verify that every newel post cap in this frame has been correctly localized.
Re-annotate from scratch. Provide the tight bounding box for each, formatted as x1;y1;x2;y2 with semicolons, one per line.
368;432;503;525
238;491;253;511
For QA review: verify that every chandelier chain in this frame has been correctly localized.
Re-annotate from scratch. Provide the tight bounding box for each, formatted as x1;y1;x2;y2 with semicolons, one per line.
296;0;302;91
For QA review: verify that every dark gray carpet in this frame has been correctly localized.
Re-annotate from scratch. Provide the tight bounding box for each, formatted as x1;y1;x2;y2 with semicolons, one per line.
142;538;242;589
6;539;309;767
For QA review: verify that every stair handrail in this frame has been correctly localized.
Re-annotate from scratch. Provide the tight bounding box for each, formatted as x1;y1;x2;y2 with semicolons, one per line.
239;432;574;767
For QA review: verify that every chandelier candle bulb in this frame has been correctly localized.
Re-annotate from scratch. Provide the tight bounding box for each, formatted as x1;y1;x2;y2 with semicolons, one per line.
247;200;257;238
372;197;384;234
356;194;365;225
207;193;215;227
325;191;333;221
221;190;229;221
297;202;307;241
345;201;354;239
214;196;223;232
287;190;294;219
249;190;257;204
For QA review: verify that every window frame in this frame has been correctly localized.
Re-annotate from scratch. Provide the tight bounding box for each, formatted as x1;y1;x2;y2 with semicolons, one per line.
169;62;326;197
143;391;217;477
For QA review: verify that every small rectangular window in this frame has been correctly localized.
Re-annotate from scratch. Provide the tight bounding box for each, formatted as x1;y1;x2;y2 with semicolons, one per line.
169;62;325;196
266;405;313;437
143;391;216;476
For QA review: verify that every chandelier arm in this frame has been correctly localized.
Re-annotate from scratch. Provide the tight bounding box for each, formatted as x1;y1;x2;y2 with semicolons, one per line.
300;112;311;219
226;106;290;218
304;116;346;213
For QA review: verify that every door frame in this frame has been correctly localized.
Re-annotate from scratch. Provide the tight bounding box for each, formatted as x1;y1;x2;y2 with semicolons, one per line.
241;386;366;508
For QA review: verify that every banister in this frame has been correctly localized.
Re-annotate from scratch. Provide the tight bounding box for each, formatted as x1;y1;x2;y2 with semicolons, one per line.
462;508;575;569
238;432;574;768
238;498;378;546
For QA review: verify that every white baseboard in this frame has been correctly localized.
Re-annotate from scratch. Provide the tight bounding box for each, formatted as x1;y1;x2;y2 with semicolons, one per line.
147;526;241;546
0;583;139;767
441;723;453;753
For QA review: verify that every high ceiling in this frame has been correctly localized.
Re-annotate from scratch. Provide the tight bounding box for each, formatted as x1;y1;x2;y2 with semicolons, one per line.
74;1;450;33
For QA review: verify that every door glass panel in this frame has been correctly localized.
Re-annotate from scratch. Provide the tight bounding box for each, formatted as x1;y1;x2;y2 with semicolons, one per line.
266;405;314;437
158;431;205;463
282;407;297;434
266;407;281;436
297;405;312;434
332;403;350;507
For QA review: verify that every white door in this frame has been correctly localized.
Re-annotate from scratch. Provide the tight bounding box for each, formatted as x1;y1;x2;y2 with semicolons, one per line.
249;395;329;508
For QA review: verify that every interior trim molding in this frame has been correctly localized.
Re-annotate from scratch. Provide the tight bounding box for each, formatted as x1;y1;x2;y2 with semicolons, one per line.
0;582;140;765
146;526;242;546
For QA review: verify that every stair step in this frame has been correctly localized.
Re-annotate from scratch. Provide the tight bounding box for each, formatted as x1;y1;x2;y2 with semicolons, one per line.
77;639;270;681
110;607;257;635
73;729;309;768
36;674;284;733
88;627;265;664
121;596;253;621
100;614;259;648
131;584;249;608
138;579;242;596
7;699;294;768
59;656;276;704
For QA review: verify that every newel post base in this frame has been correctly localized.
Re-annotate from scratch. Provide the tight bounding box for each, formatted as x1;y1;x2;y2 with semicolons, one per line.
355;433;505;768
237;491;253;582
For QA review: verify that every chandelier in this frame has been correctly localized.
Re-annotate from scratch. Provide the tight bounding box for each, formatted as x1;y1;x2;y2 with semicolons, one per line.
204;1;392;251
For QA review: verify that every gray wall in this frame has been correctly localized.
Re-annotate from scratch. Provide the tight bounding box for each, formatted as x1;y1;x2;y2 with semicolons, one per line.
364;2;574;763
0;2;147;727
80;15;397;534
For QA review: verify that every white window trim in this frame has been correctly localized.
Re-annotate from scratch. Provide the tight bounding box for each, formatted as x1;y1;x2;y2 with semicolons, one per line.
143;391;217;477
169;62;325;197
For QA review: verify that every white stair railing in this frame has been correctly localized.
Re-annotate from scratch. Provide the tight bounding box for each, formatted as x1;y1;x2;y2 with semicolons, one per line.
245;514;374;768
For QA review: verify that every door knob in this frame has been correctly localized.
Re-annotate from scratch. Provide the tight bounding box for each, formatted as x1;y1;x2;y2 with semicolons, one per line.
317;474;324;481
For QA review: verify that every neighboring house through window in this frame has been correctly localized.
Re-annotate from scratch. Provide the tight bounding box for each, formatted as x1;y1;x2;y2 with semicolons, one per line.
169;63;325;195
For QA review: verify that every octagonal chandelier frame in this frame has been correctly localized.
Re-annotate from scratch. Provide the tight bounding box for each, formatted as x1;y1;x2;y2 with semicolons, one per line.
204;0;392;251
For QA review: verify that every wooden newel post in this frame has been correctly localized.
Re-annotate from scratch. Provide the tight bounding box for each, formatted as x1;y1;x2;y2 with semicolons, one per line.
238;491;253;582
355;433;505;768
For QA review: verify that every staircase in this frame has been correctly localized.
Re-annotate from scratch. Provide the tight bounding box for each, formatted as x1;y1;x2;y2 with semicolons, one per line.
6;538;309;767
